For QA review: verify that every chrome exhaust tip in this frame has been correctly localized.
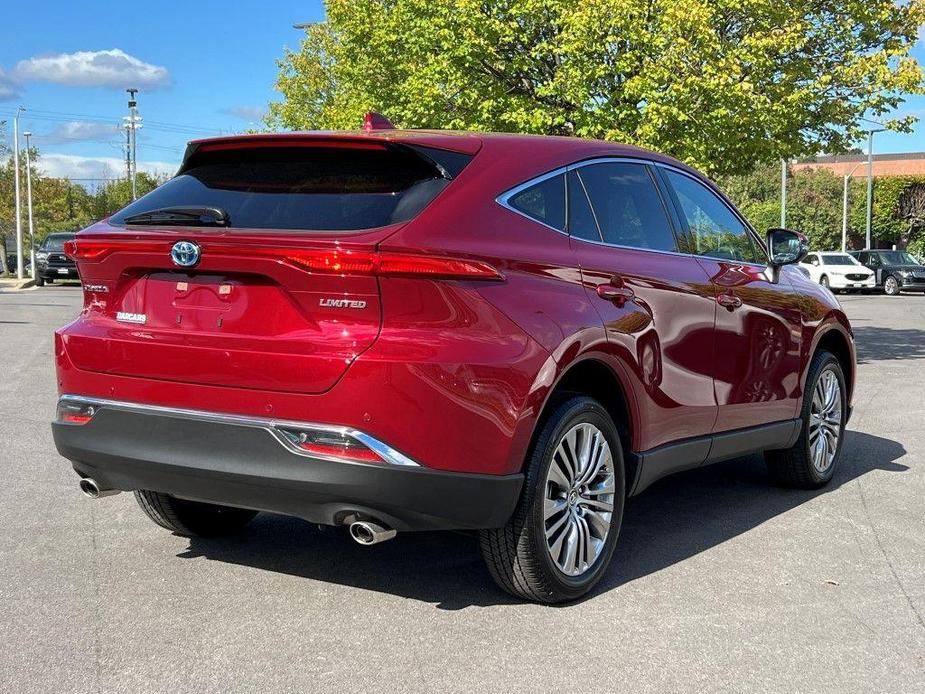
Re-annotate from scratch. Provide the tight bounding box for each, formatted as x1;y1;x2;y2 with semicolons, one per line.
78;478;121;499
349;520;397;545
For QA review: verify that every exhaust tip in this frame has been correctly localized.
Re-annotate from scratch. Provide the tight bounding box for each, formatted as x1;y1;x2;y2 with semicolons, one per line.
349;520;396;546
78;478;120;499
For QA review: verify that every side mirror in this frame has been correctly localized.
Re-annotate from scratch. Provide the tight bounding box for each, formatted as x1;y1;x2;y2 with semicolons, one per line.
767;228;808;267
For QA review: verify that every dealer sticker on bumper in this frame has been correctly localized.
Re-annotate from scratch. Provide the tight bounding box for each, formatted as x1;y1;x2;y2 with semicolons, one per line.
116;312;147;325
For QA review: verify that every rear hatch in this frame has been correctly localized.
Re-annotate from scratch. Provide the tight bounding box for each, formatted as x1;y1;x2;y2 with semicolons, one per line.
64;136;474;394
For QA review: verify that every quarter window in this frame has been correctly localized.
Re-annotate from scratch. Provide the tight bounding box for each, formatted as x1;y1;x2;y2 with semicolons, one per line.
664;170;762;264
574;162;678;252
507;173;566;231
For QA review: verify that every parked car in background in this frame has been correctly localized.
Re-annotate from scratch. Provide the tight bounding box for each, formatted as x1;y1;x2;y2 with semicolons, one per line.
35;232;79;286
849;249;925;295
799;252;874;293
52;129;855;603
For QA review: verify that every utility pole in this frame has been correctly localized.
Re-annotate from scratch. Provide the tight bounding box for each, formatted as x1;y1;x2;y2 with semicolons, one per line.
13;106;25;280
780;159;787;228
864;129;885;250
23;131;36;277
124;88;142;200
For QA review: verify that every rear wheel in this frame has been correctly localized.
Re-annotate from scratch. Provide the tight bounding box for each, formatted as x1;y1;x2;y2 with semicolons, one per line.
766;350;846;489
480;396;625;603
883;275;901;296
134;490;258;537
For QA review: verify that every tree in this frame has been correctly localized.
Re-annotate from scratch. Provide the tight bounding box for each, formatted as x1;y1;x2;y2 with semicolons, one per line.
269;0;925;176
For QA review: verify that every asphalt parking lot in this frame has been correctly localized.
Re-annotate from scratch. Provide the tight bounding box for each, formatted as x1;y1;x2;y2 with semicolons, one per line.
1;285;923;693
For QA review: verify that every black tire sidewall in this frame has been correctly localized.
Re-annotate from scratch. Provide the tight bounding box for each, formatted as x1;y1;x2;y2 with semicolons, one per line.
525;398;625;599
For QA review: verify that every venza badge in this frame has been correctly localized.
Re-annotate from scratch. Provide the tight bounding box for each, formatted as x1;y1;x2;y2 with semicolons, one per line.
171;241;201;268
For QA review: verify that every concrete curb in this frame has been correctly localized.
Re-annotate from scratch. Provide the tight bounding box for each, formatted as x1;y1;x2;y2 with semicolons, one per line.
0;278;36;290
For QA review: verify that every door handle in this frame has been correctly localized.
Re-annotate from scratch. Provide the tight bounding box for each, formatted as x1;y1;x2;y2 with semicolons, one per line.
717;292;742;310
596;284;635;302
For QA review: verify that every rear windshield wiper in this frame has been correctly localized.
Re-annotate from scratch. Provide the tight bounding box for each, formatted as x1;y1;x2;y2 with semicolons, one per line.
123;206;230;227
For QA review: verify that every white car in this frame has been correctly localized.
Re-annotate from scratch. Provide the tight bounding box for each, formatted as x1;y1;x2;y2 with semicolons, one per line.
800;252;875;292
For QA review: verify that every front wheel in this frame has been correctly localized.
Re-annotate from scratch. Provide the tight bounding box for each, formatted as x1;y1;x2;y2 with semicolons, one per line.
883;275;901;296
766;350;847;488
135;490;258;536
480;396;625;603
35;275;45;287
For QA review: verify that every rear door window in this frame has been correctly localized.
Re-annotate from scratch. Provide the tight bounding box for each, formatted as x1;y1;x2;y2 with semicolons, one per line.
575;162;678;252
110;144;466;232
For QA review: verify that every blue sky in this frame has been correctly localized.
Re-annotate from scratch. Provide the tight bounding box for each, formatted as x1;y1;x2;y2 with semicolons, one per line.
0;1;923;185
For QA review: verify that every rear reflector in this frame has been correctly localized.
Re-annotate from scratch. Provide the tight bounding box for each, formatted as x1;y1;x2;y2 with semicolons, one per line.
277;428;384;464
56;400;98;425
64;238;502;280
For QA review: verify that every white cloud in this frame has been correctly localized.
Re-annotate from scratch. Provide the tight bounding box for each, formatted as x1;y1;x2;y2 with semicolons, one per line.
225;105;266;122
0;68;18;101
36;153;178;180
13;49;170;89
35;121;121;145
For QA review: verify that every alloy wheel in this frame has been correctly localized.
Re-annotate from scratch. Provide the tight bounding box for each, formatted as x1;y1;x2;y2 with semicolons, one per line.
543;423;616;576
809;368;842;474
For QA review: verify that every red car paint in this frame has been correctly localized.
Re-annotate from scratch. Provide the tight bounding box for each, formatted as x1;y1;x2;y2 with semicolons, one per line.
55;131;854;479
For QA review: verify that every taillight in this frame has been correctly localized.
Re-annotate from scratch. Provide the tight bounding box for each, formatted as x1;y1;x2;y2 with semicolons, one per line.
64;237;502;280
56;400;98;425
283;249;502;279
277;428;383;464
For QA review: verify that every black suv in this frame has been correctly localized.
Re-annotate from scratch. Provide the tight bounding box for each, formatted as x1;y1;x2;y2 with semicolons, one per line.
850;250;925;295
35;232;79;286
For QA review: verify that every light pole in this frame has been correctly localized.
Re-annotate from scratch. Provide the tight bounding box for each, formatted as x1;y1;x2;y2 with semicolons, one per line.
841;160;865;252
780;159;787;228
864;126;886;250
23;131;36;277
12;105;25;280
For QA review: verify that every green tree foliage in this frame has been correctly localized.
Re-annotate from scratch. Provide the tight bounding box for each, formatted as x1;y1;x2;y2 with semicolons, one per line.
719;165;925;254
269;0;925;176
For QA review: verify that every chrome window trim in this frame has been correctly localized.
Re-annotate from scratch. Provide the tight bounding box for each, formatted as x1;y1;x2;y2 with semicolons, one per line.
57;395;421;467
496;154;771;268
495;166;570;236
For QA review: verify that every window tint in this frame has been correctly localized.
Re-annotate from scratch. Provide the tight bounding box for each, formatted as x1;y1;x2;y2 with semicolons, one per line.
803;254;817;265
821;254;856;265
110;145;462;232
664;170;762;264
575;162;677;251
566;170;600;241
508;173;566;230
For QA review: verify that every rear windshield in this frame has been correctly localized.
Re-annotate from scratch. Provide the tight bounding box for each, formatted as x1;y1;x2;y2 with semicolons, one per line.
110;144;464;231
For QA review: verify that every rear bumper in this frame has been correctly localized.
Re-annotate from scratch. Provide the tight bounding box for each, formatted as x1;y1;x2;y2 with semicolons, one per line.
52;398;523;531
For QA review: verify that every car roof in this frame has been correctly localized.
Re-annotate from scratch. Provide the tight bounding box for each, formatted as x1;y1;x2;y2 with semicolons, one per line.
184;130;700;178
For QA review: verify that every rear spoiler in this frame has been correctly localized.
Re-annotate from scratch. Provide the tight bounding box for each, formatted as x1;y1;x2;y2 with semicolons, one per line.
179;134;476;180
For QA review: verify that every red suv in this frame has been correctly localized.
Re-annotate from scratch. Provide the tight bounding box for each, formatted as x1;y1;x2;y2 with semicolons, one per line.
53;128;854;603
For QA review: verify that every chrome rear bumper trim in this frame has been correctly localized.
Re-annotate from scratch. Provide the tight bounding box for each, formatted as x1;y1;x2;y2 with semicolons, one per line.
57;394;421;467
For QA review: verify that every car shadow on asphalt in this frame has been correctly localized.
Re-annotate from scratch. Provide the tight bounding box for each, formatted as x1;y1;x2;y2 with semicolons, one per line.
177;430;907;610
851;326;925;363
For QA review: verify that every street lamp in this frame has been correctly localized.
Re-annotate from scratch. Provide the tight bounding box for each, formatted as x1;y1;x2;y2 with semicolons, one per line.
23;131;36;277
12;106;25;280
861;120;887;250
841;160;865;252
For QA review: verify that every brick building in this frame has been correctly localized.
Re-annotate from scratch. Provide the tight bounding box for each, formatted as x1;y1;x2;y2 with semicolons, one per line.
791;152;925;177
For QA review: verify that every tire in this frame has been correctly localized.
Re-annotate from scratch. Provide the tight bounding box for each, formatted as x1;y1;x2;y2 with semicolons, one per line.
46;277;54;284
35;275;45;287
883;275;901;296
134;490;258;537
819;275;834;292
766;350;846;489
480;396;625;603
